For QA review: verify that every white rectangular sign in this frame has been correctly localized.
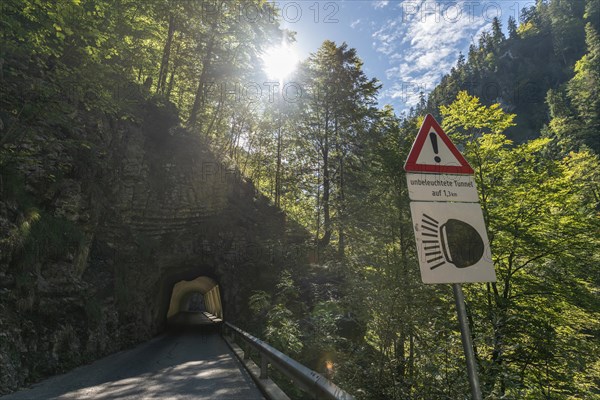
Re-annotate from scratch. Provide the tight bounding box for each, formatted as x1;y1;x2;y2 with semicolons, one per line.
409;201;496;284
406;173;479;202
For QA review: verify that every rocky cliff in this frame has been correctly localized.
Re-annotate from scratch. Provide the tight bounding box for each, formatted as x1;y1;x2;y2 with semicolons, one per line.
0;97;310;394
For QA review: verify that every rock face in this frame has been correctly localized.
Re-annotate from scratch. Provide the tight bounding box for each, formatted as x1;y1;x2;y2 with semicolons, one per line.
0;98;309;394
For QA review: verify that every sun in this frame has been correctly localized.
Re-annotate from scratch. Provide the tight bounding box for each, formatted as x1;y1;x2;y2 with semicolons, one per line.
261;43;298;81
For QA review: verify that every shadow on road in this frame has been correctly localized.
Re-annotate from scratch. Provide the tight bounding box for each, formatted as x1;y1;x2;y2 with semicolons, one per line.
1;328;263;400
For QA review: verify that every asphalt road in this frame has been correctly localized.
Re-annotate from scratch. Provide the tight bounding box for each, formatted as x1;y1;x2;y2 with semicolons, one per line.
2;328;265;400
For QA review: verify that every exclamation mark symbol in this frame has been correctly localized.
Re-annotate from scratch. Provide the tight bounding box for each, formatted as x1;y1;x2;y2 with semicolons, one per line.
430;132;441;163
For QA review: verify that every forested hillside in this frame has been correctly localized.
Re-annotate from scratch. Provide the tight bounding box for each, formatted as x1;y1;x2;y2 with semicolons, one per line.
426;0;599;151
1;0;599;398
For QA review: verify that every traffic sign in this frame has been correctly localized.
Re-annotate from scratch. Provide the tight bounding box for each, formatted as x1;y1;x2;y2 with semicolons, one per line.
406;172;479;202
409;202;495;284
403;114;489;399
404;114;474;175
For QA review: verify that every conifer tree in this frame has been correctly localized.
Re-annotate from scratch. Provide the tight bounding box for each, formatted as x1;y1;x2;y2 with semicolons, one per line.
508;16;519;39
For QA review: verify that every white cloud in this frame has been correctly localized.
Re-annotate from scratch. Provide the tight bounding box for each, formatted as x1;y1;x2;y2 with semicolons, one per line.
373;1;390;9
372;0;493;109
350;19;361;29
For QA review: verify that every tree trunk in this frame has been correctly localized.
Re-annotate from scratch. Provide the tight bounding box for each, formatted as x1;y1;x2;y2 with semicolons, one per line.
315;158;321;261
336;118;345;258
165;39;181;99
320;114;332;248
275;101;282;208
188;37;215;127
156;13;176;94
398;174;415;396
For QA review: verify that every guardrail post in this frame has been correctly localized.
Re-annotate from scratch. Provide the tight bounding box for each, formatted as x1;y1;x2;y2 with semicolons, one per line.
260;354;268;379
244;343;251;360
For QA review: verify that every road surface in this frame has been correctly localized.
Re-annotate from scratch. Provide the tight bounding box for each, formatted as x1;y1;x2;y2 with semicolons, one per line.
2;327;264;400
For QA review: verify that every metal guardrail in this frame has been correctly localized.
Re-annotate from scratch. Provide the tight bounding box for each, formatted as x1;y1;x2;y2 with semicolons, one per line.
224;322;355;400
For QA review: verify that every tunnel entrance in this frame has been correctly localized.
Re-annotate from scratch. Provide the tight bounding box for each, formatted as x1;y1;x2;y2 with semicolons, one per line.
166;276;223;327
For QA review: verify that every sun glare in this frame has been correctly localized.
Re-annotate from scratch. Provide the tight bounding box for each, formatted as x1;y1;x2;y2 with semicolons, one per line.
262;43;298;81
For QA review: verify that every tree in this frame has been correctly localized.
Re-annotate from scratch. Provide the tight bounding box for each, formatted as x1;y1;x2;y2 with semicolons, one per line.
295;41;379;256
586;0;600;31
441;91;600;398
439;91;516;142
567;23;600;152
491;17;506;49
155;3;179;95
508;16;519;39
548;0;586;65
186;1;282;132
249;270;304;356
544;21;600;155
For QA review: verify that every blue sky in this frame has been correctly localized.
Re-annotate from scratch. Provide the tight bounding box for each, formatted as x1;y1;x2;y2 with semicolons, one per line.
274;0;535;113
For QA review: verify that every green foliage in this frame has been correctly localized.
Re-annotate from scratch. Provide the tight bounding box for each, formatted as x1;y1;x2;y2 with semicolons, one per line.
543;21;600;154
567;23;600;152
440;91;516;142
442;92;600;398
249;290;272;315
329;90;599;399
428;0;590;142
265;304;304;356
248;271;304;356
308;301;341;346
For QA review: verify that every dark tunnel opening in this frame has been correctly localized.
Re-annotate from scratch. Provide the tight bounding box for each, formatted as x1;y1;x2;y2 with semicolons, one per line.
181;292;206;312
158;269;224;331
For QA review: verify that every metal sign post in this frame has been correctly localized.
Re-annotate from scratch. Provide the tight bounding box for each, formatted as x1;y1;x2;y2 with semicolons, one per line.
453;283;482;400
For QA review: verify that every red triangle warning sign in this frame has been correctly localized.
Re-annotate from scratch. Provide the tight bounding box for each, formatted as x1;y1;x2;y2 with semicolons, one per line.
404;114;474;175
